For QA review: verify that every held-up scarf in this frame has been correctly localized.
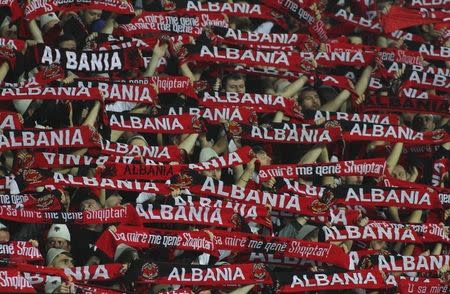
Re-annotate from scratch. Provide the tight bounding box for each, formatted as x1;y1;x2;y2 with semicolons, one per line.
0;86;109;126
310;208;362;226
187;45;307;72
136;203;240;229
0;204;141;225
0;126;101;152
15;263;125;293
186;173;331;217
367;221;450;244
331;9;425;42
403;71;450;93
179;1;289;30
2;64;65;88
334;185;443;209
175;199;272;230
27;152;154;169
0;112;23;130
376;255;450;273
211;27;308;48
102;146;255;181
24;0;135;20
276;270;387;293
362;95;450;117
432;158;449;186
33;45;144;73
99;140;181;162
137;262;273;286
406;40;450;62
79;75;198;99
380;175;450;208
262;0;329;42
340;121;450;144
0;241;43;262
76;80;158;105
0;269;36;293
47;172;172;195
258;158;387;182
322;225;422;243
118;12;227;36
302;110;399;125
163;106;258;125
207;229;351;269
200;92;303;119
95;225;217;258
379;6;450;33
224;121;341;144
395;276;450;294
108;112;206;134
0;38;25;52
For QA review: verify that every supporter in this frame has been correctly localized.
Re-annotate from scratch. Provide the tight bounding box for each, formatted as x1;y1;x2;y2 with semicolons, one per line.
46;224;71;252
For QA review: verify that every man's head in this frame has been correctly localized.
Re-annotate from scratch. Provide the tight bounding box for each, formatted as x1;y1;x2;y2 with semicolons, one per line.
298;87;321;111
46;248;73;269
199;147;221;180
80;196;101;212
80;9;102;26
391;164;407;181
127;135;148;147
413;114;436;132
252;146;271;166
223;73;246;93
57;34;77;50
46;224;71;251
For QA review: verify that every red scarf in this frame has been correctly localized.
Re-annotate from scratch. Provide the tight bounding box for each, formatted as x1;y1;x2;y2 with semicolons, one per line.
33;45;143;73
136;204;239;229
396;276;450;294
95;225;217;258
103;146;255;181
200;92;302;119
224;122;341;144
258;158;387;182
99;140;181;162
138;262;273;286
336;186;442;209
0;269;36;293
302;110;399;125
0;126;100;152
208;229;351;269
164;106;258;125
24;0;135;20
323;225;421;243
108;112;205;134
363;95;450;117
188;175;331;217
188;45;306;72
342;122;450;144
380;6;449;33
376;255;450;272
278;270;387;293
0;204;141;226
0;241;43;263
0;112;23;130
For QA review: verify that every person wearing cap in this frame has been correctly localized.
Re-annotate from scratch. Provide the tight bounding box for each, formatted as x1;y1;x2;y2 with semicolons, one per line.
198;147;221;180
45;248;75;293
46;248;73;269
46;224;71;252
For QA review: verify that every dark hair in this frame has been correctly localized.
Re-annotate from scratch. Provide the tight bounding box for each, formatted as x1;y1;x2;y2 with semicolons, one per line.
222;73;246;87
